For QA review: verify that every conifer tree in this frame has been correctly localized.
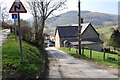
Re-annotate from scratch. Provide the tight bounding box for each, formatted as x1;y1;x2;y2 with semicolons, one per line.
109;29;120;48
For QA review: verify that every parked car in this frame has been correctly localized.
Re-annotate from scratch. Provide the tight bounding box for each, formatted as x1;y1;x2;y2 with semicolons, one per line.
47;42;54;47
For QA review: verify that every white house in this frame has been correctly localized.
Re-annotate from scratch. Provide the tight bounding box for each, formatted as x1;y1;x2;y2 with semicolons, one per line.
55;23;103;51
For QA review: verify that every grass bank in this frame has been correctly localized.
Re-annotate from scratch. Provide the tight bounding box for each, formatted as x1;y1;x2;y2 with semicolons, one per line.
97;26;118;39
60;47;119;68
2;33;45;78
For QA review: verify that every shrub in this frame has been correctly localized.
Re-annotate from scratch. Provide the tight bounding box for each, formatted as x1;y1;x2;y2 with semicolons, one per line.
19;63;39;77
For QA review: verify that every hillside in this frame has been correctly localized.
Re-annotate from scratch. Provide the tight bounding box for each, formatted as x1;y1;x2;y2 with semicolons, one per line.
26;10;118;33
45;10;117;33
97;26;118;46
97;26;118;39
47;11;117;27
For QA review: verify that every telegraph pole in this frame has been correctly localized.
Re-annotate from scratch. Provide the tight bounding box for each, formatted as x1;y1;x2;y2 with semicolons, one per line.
78;0;81;55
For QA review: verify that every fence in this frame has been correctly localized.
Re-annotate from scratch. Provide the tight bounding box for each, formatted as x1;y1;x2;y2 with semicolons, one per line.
70;48;118;62
60;47;119;68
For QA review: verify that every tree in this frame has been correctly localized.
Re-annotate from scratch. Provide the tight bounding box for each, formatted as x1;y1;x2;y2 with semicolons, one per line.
118;25;120;31
109;27;114;32
109;29;120;48
118;15;120;30
26;0;67;48
15;19;32;41
0;2;9;28
20;19;33;41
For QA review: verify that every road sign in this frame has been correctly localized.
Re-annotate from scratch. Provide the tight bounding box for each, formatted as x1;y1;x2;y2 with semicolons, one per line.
12;13;18;19
9;0;27;13
9;0;26;63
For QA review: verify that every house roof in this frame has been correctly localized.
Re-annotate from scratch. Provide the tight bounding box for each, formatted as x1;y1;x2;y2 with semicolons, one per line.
56;23;98;38
71;41;96;45
69;38;103;45
57;26;78;38
62;38;103;43
81;38;103;43
71;23;90;34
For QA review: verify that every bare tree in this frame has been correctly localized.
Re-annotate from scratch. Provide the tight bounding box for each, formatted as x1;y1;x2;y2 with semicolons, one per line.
0;2;9;28
26;0;67;48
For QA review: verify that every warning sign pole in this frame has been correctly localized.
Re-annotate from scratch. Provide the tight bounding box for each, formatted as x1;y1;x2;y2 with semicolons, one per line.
18;13;23;63
14;19;17;41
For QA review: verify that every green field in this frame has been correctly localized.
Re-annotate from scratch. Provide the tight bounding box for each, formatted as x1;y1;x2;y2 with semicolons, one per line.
60;47;119;68
2;33;45;78
97;26;118;39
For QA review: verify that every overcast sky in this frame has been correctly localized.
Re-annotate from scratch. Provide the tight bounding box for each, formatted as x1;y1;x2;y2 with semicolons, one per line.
0;0;119;20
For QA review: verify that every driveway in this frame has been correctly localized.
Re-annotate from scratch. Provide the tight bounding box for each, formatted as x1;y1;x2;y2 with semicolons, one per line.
46;47;118;79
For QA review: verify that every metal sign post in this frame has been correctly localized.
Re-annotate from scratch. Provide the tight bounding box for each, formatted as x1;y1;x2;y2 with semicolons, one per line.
18;13;23;63
14;19;17;41
12;13;18;41
9;0;27;63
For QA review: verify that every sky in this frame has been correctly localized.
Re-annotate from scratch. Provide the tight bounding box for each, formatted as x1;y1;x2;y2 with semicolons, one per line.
0;0;119;20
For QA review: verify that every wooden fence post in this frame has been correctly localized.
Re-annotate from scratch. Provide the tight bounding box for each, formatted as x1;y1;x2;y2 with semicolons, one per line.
76;49;78;54
82;47;84;55
69;45;71;51
103;51;106;61
107;53;109;59
69;47;71;51
90;49;92;58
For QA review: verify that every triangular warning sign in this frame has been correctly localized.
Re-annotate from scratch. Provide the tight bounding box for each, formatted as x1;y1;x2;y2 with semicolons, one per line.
9;0;27;13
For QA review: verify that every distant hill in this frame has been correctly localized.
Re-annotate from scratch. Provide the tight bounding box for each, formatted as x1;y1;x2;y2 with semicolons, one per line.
46;10;117;27
26;10;118;33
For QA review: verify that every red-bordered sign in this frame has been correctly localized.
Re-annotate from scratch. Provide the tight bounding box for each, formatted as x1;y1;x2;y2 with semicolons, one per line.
9;0;27;13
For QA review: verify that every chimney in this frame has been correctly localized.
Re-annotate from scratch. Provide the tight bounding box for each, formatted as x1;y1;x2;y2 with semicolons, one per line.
81;18;83;23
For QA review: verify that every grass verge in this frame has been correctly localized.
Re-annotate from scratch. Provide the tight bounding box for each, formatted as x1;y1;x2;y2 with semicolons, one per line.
60;47;119;68
2;33;45;78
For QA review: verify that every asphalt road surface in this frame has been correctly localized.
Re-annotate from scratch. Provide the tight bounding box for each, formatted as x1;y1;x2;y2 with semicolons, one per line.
0;29;10;47
46;47;118;79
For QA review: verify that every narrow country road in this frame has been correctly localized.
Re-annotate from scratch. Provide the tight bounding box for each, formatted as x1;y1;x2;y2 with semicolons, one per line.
0;28;10;47
46;47;118;79
0;28;10;80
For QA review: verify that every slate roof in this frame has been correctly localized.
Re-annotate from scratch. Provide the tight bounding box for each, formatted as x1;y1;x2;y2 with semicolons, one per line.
56;23;98;38
71;41;96;45
71;23;90;34
62;38;103;43
61;38;103;45
81;38;103;43
57;26;78;38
